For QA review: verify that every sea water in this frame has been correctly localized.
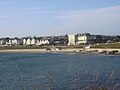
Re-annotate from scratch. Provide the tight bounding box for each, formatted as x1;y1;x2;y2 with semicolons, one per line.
0;52;119;90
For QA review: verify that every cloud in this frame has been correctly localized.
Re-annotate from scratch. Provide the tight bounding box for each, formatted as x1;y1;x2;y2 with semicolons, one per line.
24;6;61;15
55;5;120;35
57;6;120;19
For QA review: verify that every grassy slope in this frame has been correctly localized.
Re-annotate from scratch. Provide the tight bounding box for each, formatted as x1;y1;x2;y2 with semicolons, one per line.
91;42;120;49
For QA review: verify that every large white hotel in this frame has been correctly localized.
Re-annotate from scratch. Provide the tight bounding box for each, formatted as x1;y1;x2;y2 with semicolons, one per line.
68;33;93;45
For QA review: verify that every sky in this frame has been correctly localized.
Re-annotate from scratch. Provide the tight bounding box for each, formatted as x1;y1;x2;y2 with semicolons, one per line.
0;0;120;37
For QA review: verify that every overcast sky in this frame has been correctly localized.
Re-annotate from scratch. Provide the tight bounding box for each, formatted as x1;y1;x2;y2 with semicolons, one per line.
0;0;120;37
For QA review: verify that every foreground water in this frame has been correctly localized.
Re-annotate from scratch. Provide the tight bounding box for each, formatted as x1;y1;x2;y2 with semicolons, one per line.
0;52;120;90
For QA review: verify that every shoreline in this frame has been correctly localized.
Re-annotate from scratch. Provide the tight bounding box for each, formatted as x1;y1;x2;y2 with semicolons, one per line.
0;48;120;55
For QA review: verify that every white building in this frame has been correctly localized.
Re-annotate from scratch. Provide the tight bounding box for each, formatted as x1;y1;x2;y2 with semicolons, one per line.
68;35;76;45
68;33;93;45
31;38;36;45
76;33;92;45
36;39;40;45
11;39;18;45
23;39;27;45
5;39;12;45
35;39;49;45
0;39;6;45
26;38;31;45
39;39;49;45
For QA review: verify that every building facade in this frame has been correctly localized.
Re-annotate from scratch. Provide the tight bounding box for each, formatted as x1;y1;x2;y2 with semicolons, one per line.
68;35;76;45
76;33;93;45
68;33;93;45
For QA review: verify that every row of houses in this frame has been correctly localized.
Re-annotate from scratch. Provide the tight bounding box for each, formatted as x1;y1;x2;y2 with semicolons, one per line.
0;38;49;46
0;33;119;46
0;33;99;46
23;38;49;45
0;35;68;46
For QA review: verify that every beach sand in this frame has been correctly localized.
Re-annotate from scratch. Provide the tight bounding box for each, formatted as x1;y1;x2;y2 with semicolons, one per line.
0;48;120;55
0;48;82;53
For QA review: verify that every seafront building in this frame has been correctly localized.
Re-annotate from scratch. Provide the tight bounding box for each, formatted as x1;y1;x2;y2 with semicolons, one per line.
0;33;119;46
76;33;93;45
0;39;6;45
26;38;31;45
68;35;76;45
11;38;18;45
68;33;93;45
23;39;27;45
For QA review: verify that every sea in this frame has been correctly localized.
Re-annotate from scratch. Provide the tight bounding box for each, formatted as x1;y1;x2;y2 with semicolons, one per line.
0;52;119;90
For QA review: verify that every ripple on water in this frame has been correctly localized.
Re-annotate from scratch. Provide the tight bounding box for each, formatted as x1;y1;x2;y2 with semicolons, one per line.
0;53;119;90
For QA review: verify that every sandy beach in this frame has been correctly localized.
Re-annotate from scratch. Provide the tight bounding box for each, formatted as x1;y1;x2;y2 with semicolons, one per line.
0;48;82;53
0;48;120;55
0;49;46;53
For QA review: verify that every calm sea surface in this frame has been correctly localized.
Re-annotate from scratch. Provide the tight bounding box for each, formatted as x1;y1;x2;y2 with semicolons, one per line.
0;52;120;90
